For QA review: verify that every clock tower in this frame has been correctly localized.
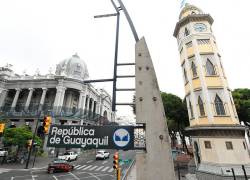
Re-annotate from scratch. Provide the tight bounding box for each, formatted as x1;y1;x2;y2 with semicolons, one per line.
174;4;250;179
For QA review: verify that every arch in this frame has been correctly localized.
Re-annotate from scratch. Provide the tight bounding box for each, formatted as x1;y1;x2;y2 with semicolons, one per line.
198;96;205;116
191;62;197;77
206;59;216;75
194;141;201;164
189;100;194;118
214;94;225;115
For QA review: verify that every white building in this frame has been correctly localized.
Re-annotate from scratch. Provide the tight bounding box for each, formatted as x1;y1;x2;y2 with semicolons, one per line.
0;54;113;130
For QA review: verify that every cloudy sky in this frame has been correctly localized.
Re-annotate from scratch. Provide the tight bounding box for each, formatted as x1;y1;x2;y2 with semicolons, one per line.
0;0;249;119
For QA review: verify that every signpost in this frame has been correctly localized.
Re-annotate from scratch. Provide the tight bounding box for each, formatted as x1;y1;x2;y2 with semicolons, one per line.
47;125;136;150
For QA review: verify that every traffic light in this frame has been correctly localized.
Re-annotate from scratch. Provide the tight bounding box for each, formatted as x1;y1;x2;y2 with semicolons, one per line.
0;123;5;133
43;116;52;134
113;152;119;169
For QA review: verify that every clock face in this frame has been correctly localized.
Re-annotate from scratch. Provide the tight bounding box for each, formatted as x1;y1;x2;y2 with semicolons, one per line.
194;23;207;32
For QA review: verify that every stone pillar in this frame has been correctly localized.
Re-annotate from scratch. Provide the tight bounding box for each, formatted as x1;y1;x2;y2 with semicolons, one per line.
24;88;34;111
0;89;8;110
53;87;66;114
11;88;21;112
135;38;175;180
91;100;95;113
39;88;47;111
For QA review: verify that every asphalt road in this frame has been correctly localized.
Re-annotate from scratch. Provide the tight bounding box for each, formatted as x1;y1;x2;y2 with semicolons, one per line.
0;150;135;180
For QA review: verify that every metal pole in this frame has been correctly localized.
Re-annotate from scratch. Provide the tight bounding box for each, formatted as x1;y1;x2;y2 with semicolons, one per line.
25;111;41;169
177;163;181;180
242;165;248;180
32;147;38;168
111;8;120;112
231;168;236;180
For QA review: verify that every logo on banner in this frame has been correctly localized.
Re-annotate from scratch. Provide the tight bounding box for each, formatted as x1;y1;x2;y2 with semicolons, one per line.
113;128;130;147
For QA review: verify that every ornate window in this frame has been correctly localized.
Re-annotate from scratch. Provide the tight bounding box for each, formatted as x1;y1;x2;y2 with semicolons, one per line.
183;68;188;83
206;59;216;75
204;141;211;149
191;62;197;78
184;27;190;36
225;141;233;150
214;94;225;115
189;100;194;119
198;96;205;116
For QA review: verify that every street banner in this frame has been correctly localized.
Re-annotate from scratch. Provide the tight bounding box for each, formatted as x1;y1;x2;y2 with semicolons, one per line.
46;125;134;150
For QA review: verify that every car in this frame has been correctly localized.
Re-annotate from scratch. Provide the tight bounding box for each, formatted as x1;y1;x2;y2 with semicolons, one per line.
0;148;8;157
58;151;78;161
96;150;110;160
47;160;74;174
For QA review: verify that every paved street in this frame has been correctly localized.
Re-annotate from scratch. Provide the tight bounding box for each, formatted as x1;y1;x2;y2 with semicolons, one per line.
0;150;135;180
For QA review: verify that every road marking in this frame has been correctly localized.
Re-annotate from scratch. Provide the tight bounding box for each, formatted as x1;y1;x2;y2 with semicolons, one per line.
87;172;101;180
52;175;58;180
69;172;80;180
101;166;110;172
102;160;108;164
95;166;104;171
108;168;114;173
74;165;81;168
87;160;93;163
82;165;92;170
89;166;98;171
76;165;87;170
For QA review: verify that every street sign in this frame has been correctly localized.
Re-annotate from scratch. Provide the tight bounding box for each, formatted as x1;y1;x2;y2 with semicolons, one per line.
46;125;134;150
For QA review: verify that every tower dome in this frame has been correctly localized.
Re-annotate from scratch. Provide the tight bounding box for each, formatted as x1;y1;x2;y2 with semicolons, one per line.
55;53;89;80
179;3;203;20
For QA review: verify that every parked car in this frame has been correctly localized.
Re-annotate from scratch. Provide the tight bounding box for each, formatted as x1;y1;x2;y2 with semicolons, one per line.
0;148;8;157
96;150;110;160
58;151;78;161
47;160;74;173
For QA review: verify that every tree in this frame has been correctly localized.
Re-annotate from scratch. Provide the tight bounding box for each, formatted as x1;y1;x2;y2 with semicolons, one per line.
232;88;250;124
161;92;190;153
3;126;42;156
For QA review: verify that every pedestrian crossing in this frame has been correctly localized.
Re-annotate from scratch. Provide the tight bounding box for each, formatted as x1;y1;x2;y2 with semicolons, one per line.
74;164;114;173
0;168;10;174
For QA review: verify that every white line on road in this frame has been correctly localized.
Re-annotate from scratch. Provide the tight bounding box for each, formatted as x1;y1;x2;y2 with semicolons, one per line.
74;165;81;168
102;160;108;164
108;168;114;173
52;175;58;180
89;166;98;171
87;172;101;180
95;166;104;171
82;165;93;170
101;166;110;172
69;172;80;180
76;165;87;170
86;160;93;163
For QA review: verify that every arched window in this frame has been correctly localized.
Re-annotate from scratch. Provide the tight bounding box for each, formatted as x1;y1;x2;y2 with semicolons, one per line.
198;96;205;116
184;68;188;83
191;62;197;78
184;27;190;36
206;59;216;75
189;100;194;118
214;94;225;115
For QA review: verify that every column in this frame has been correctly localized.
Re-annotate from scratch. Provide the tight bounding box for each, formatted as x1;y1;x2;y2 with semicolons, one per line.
53;87;65;113
11;88;21;112
24;88;34;111
38;88;47;111
0;89;8;110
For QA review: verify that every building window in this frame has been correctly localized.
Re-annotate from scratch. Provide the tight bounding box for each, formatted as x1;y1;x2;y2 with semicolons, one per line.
204;141;211;149
206;59;216;75
183;68;188;83
198;96;205;116
189;100;194;119
214;94;226;115
191;62;198;78
184;27;190;36
186;41;192;48
197;39;210;45
225;141;233;150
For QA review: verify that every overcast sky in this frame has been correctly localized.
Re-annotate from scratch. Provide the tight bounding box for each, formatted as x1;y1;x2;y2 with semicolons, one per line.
0;0;249;119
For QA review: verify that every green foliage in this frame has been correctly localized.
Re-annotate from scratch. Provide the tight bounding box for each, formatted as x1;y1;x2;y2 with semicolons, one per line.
3;126;42;148
232;88;250;123
161;92;189;131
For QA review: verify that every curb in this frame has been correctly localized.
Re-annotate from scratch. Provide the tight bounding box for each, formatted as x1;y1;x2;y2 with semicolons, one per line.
122;159;136;180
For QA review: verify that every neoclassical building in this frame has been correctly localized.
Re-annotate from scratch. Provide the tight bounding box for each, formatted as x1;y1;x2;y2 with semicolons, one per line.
174;4;250;179
0;54;113;131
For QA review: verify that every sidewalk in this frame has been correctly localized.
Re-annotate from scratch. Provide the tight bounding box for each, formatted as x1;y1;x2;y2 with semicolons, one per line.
126;162;136;180
0;156;51;170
